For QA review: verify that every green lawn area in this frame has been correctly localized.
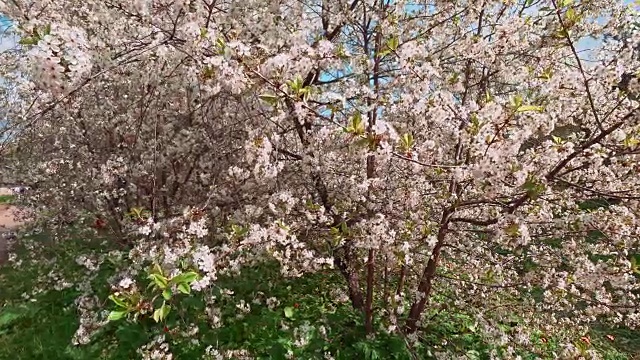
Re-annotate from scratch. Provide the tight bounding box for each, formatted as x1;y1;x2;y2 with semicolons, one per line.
0;230;638;359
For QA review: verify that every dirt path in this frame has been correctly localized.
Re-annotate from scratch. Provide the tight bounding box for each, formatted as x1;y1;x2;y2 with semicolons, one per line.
0;188;30;264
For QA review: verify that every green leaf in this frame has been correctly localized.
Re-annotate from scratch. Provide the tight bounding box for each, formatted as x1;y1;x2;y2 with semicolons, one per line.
516;105;545;113
181;271;199;283
510;94;523;108
340;221;349;234
522;176;545;200
468;113;482;135
387;36;399;51
108;294;128;308
153;308;162;323
275;220;290;232
485;89;493;103
153;303;171;323
108;310;128;321
161;304;171;319
259;93;279;106
539;67;554;80
284;306;295;319
448;72;460;85
152;263;164;276
171;271;199;285
18;37;39;46
349;112;365;135
624;135;639;148
216;37;226;50
400;133;414;150
565;7;578;22
287;75;304;93
378;49;392;57
148;273;169;289
177;283;191;295
231;224;249;237
162;288;172;300
505;223;520;237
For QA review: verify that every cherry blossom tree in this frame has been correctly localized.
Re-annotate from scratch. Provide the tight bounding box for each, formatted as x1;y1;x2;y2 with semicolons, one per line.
1;0;640;357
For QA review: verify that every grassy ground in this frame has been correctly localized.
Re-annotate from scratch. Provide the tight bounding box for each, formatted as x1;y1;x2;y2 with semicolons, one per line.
0;195;15;204
0;230;638;359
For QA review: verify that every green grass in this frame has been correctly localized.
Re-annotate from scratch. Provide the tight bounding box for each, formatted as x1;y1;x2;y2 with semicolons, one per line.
0;230;639;359
0;195;15;204
592;326;640;359
0;231;398;359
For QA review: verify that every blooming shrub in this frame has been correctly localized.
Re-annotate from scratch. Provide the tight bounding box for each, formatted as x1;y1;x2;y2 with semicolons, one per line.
1;0;640;358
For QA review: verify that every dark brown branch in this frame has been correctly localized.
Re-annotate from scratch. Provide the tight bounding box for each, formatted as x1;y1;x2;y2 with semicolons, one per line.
449;216;499;226
276;148;303;160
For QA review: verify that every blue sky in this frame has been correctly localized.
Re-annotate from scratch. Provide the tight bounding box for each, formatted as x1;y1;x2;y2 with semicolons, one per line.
575;0;635;58
0;15;10;30
0;14;16;53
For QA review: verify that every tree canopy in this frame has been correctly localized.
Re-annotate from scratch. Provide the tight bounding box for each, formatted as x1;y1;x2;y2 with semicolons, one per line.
0;0;639;358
